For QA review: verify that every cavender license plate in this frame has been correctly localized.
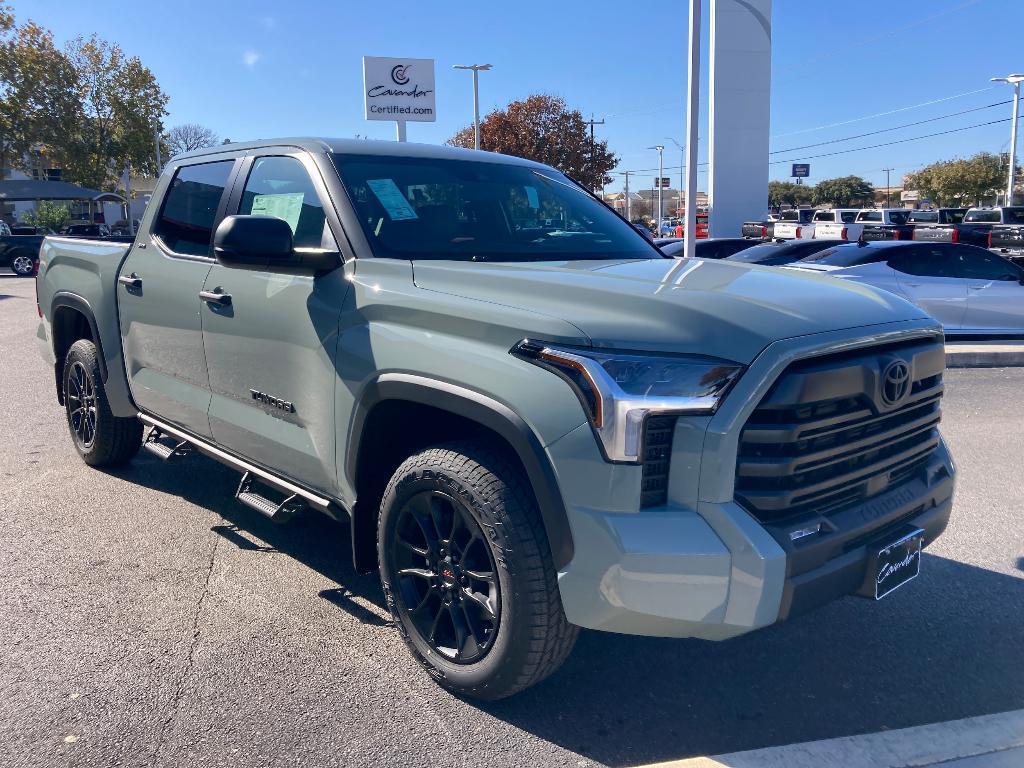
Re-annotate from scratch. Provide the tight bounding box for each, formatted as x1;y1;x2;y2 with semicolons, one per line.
873;528;924;600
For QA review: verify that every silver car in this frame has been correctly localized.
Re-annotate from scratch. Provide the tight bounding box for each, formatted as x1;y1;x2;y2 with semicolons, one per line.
787;241;1024;336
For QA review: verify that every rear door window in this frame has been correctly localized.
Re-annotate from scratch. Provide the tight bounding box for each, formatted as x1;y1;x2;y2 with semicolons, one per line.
952;246;1022;281
154;160;234;257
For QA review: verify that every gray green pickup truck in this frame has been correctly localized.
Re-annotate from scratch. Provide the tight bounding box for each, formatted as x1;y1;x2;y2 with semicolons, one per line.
36;138;955;699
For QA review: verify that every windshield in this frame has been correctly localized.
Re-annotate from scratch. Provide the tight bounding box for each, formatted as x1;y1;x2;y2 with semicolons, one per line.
888;210;911;225
1004;207;1024;224
332;153;659;262
965;209;1001;223
799;243;885;267
907;211;938;223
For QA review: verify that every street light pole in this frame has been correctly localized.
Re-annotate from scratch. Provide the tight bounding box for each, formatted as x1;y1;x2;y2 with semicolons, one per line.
649;145;665;234
623;171;631;220
883;167;894;208
992;74;1024;205
453;64;493;150
683;0;702;260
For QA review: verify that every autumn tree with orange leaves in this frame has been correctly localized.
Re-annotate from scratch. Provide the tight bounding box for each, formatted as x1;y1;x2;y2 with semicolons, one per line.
449;94;617;191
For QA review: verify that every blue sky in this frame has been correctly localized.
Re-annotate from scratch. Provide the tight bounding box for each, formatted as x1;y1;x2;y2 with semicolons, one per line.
15;0;1024;194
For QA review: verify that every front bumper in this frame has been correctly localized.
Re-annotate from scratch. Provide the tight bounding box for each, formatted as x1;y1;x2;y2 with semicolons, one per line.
551;320;954;640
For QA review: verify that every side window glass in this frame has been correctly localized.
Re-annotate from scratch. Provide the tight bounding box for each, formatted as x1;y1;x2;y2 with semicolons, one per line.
239;156;330;249
889;248;949;277
153;160;234;256
841;211;858;223
955;248;1021;281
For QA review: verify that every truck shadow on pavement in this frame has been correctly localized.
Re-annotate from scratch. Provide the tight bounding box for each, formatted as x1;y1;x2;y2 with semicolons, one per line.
110;451;1023;767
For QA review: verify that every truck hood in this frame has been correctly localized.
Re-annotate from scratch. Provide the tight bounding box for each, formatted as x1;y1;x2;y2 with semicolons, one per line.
411;258;929;364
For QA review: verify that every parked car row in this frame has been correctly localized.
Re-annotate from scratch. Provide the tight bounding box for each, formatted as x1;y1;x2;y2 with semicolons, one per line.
657;236;1024;336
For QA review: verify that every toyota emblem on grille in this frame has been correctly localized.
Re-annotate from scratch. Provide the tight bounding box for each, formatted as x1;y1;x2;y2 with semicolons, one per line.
881;360;911;407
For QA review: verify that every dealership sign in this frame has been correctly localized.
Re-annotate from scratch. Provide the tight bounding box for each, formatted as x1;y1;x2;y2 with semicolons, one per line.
791;163;810;178
363;57;436;123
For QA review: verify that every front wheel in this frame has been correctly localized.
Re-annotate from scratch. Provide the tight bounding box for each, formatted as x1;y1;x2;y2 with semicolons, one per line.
378;442;578;700
63;339;142;466
10;253;35;276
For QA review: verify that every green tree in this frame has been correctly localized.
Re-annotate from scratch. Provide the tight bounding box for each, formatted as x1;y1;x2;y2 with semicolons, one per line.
0;13;78;177
448;94;618;190
768;180;812;208
905;152;1010;207
0;9;167;189
62;35;167;188
23;199;69;231
812;175;875;207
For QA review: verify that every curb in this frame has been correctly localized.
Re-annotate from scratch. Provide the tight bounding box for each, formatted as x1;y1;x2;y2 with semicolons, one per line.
634;709;1024;768
945;343;1024;368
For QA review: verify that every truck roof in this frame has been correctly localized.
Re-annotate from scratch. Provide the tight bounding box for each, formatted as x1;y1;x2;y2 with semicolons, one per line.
172;137;548;169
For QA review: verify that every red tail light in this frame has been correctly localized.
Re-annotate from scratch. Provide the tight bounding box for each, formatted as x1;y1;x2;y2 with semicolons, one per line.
951;229;959;244
893;230;901;240
761;225;767;238
840;227;848;240
911;229;917;240
987;231;992;247
795;226;802;239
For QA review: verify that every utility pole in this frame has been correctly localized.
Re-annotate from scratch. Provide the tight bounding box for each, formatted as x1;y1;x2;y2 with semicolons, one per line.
991;74;1023;204
667;137;685;215
623;171;631;220
584;115;606;192
883;167;894;208
453;64;493;150
649;145;665;234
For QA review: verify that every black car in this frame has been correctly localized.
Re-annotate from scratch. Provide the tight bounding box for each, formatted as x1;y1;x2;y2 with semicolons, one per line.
0;226;52;277
656;237;758;259
722;238;839;266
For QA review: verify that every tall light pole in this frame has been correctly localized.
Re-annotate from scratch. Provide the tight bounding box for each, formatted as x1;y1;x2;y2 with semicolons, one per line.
453;64;492;150
667;137;685;215
649;145;665;234
991;74;1024;205
883;167;894;208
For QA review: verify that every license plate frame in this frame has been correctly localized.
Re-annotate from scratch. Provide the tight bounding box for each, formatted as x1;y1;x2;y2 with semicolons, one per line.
872;527;924;600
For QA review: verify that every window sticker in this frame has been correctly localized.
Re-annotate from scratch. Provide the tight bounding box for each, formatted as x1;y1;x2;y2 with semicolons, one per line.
367;178;418;220
525;186;540;209
251;192;304;232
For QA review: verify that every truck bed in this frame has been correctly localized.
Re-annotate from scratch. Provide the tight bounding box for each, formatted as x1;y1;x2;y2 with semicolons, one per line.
36;235;136;416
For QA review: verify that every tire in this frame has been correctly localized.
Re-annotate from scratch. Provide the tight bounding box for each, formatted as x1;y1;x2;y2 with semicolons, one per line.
63;339;142;466
10;253;35;276
378;441;578;700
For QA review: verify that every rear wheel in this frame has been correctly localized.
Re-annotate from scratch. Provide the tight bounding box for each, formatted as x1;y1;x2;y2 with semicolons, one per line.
11;253;34;276
378;441;578;700
63;339;142;466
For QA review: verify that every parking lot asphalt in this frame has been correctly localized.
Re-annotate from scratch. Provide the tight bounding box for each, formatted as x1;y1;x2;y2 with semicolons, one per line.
2;273;1022;768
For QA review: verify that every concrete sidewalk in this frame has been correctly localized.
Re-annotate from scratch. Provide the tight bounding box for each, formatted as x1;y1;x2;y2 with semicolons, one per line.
946;341;1024;368
638;709;1024;768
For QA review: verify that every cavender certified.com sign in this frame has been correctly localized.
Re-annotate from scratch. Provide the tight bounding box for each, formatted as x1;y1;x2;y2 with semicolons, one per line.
362;56;436;122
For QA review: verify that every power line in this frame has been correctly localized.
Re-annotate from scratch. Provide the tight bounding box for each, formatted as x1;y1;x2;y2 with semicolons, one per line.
771;87;994;138
771;100;1010;155
613;113;1020;178
768;114;1020;166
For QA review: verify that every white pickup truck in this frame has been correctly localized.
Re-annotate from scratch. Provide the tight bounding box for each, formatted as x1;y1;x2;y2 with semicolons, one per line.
771;208;818;240
815;209;910;241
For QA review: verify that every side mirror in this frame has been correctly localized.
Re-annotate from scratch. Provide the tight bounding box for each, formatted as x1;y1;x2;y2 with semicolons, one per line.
213;215;340;275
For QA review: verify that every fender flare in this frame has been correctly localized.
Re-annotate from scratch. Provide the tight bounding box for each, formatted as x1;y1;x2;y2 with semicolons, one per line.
347;372;575;571
51;292;108;382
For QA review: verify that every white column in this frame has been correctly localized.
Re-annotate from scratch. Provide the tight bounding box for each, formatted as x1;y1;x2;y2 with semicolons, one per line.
683;0;702;259
708;0;772;238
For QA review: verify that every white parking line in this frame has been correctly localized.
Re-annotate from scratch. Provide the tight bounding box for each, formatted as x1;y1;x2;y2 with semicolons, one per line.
635;709;1024;768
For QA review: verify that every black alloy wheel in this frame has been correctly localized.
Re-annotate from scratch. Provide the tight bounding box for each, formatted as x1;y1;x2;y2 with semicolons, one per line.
390;490;501;664
66;360;97;450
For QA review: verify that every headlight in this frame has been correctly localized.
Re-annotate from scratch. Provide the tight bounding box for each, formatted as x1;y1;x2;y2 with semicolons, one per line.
512;340;742;462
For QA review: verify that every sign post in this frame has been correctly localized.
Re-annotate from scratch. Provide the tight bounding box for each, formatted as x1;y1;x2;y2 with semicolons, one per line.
363;57;437;142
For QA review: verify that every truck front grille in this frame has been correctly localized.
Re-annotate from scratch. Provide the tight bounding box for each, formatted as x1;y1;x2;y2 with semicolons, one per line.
735;338;944;523
640;415;676;507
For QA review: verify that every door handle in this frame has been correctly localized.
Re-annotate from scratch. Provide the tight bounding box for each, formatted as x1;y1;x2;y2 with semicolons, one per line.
199;289;232;306
118;273;141;288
